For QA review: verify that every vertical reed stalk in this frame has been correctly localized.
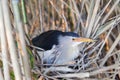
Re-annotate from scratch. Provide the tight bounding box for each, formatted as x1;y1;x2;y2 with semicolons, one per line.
0;1;10;80
1;0;22;80
12;0;31;80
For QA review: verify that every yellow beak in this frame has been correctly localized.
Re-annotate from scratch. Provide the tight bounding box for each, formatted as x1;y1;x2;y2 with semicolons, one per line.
72;37;95;42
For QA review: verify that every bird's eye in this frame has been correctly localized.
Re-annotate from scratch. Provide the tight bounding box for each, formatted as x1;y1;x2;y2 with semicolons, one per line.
72;38;75;41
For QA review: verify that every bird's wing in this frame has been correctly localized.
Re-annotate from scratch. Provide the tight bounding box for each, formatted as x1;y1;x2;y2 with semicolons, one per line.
43;45;63;64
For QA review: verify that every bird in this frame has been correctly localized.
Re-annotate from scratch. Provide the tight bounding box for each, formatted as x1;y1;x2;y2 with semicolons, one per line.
32;30;95;65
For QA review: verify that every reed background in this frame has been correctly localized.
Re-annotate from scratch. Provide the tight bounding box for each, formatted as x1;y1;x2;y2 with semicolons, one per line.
0;0;120;80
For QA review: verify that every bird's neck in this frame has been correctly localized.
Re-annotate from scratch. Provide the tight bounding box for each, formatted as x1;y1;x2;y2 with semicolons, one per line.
56;44;79;64
66;44;80;59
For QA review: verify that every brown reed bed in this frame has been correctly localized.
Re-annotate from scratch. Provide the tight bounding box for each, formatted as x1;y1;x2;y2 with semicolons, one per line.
0;0;120;80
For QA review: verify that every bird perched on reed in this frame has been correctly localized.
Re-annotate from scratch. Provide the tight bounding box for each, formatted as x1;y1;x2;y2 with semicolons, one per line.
32;30;95;65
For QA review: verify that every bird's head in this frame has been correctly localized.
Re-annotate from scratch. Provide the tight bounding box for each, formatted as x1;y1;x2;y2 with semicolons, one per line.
58;34;95;47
